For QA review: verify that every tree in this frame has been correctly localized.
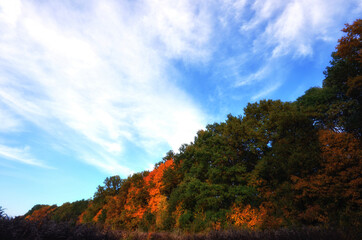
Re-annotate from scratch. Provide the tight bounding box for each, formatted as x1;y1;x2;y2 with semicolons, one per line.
243;100;321;225
244;100;319;183
292;130;362;226
25;205;57;222
336;19;361;65
296;87;341;130
323;19;362;137
0;206;6;219
51;200;89;224
337;19;362;138
94;175;123;201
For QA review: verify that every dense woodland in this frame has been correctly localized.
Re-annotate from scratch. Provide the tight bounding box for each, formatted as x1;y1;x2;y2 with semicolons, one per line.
1;19;361;239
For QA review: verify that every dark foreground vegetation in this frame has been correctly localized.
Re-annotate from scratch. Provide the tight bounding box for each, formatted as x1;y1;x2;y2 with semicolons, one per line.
0;216;359;240
1;19;361;240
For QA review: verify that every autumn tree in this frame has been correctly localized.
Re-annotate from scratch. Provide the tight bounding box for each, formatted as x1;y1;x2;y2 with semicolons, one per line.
166;113;264;231
80;175;124;224
336;19;362;138
25;205;57;222
292;130;362;227
51;200;88;224
298;19;361;138
100;177;133;228
94;175;123;201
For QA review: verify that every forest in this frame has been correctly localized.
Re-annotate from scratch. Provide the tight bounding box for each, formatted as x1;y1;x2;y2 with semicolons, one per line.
1;19;361;240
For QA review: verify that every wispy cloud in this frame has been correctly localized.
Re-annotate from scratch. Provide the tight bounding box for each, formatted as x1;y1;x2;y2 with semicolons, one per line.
0;144;49;168
0;106;22;132
251;81;282;101
234;65;270;87
242;0;360;58
218;0;361;99
0;0;210;173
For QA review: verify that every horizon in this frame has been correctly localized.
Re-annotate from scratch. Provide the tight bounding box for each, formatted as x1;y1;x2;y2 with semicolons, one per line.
0;0;361;216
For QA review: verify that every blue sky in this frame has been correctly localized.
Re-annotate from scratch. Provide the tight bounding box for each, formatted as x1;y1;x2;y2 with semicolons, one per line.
0;0;361;216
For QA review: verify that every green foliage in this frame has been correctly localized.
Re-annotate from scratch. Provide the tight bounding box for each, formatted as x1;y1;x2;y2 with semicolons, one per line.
51;200;89;224
97;209;107;224
94;175;123;201
139;212;155;231
300;29;362;138
298;53;361;136
160;164;181;197
178;211;193;230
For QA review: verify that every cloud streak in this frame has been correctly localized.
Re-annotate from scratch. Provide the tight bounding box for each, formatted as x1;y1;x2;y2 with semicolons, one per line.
0;0;210;173
0;106;22;132
218;0;362;99
0;144;48;168
242;0;360;58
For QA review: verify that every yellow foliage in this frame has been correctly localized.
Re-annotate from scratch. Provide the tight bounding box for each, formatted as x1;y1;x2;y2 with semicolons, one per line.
174;204;183;228
155;195;168;229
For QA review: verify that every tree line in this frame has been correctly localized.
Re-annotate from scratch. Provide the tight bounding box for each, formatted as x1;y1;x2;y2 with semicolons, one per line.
13;19;362;234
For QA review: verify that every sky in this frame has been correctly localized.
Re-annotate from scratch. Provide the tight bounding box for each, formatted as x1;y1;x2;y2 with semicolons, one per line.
0;0;361;216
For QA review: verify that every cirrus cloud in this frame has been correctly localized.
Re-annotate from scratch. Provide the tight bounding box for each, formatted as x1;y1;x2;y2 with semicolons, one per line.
0;0;210;173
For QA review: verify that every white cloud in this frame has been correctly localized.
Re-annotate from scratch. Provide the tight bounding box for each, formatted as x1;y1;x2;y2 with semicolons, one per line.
0;0;21;27
234;64;270;87
218;0;248;24
0;107;22;132
218;0;362;100
140;0;213;61
0;0;209;173
251;81;282;101
241;0;283;31
242;0;361;58
0;144;48;168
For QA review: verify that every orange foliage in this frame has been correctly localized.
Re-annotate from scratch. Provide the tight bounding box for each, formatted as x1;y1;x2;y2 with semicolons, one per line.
124;186;147;219
336;19;362;63
228;204;266;229
144;159;174;213
292;130;362;225
26;205;56;222
93;209;103;222
76;159;176;229
335;19;362;98
121;160;174;223
229;202;283;229
77;210;86;224
173;204;183;228
211;221;222;230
